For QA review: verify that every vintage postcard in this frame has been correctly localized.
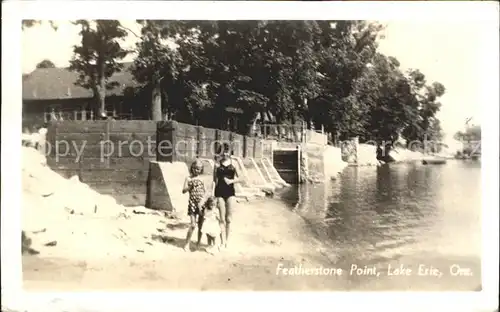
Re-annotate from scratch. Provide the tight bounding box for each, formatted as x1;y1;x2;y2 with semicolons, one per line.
2;1;499;312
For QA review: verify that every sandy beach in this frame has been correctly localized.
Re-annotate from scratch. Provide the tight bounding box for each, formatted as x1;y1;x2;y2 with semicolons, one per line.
23;194;481;292
23;196;344;291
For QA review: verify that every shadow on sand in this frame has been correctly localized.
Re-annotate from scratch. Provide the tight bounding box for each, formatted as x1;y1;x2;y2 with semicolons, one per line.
166;223;191;231
151;234;186;249
152;225;209;252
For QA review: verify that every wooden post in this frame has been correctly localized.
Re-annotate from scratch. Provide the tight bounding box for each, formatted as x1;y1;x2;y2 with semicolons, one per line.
196;126;202;157
243;135;247;158
157;121;178;162
90;110;94;120
213;129;220;160
81;109;87;121
302;121;306;143
263;124;267;139
229;131;234;155
73;110;78;120
171;122;178;162
297;145;301;184
253;137;257;158
104;120;111;168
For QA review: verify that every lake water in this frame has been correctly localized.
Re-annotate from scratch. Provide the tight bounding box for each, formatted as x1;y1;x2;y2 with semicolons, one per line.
280;160;482;290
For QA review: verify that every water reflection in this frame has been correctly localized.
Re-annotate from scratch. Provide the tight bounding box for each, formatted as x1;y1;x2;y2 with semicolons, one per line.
281;160;482;263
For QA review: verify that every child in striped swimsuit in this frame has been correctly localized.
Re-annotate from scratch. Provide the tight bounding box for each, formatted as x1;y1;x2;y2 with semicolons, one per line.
182;160;207;252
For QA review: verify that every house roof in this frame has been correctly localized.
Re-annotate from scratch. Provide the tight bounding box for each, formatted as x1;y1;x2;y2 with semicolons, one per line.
22;62;139;100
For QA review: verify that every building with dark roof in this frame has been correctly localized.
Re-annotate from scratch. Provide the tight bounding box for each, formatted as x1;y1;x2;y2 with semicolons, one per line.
22;62;143;129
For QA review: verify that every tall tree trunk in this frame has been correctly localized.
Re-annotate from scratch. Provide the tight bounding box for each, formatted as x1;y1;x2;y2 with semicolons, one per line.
98;79;106;119
291;114;299;142
91;87;100;119
151;77;162;121
162;90;169;120
97;38;107;119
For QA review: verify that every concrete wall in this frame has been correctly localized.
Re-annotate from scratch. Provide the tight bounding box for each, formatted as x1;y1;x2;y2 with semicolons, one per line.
274;137;348;182
45;120;156;206
323;146;348;178
357;143;378;166
46;120;277;209
304;130;328;146
304;143;325;181
340;137;378;166
341;137;424;166
341;137;358;164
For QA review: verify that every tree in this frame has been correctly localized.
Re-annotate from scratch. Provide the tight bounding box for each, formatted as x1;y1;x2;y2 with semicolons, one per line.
128;19;447;145
455;125;481;142
262;21;322;130
311;21;383;142
69;20;129;117
36;59;56;69
455;124;481;156
132;20;183;121
359;53;411;145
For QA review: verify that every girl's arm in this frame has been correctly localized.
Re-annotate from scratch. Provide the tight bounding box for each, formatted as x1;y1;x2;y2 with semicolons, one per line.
182;176;191;194
212;164;218;195
225;166;242;185
198;188;210;210
198;200;206;217
233;167;243;184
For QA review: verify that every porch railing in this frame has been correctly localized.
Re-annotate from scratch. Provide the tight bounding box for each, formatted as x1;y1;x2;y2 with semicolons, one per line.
43;108;144;122
254;123;326;145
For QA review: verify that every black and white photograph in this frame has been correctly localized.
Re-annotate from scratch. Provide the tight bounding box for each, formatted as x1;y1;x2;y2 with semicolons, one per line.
2;1;499;312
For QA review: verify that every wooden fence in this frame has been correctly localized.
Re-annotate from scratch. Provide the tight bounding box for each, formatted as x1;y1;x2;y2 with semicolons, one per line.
46;120;157;206
157;120;273;163
43;109;140;123
257;123;326;144
45;120;274;206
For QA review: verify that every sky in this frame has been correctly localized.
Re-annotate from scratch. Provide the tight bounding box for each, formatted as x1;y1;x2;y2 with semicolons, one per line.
22;20;490;138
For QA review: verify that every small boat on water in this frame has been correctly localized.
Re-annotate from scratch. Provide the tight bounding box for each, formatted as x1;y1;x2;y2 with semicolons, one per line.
422;158;447;165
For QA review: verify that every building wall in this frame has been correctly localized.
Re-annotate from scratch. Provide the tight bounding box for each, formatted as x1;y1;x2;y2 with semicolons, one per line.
23;98;91;130
22;96;141;131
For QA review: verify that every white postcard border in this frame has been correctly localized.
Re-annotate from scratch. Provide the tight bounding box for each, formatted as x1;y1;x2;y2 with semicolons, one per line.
2;1;498;312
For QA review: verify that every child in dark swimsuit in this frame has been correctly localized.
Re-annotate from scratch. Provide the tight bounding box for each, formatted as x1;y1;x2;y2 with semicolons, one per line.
182;160;207;251
214;161;237;200
213;143;242;249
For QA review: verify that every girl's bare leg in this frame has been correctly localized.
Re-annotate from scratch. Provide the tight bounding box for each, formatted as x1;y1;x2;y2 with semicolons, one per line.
206;235;218;255
213;235;220;250
217;197;227;247
224;196;235;248
196;216;204;248
183;215;197;251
